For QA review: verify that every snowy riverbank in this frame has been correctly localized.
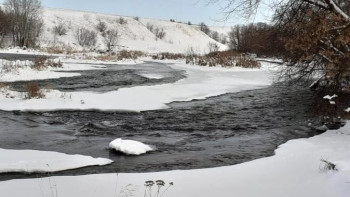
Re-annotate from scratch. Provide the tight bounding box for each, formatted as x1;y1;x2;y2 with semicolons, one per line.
0;60;273;112
1;122;349;197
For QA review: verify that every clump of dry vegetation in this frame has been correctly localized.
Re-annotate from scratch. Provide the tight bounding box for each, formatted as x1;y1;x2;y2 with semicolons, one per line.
0;82;8;90
31;56;47;70
152;53;185;60
41;46;80;55
186;50;261;68
94;55;118;61
25;81;44;99
31;56;62;70
117;50;144;60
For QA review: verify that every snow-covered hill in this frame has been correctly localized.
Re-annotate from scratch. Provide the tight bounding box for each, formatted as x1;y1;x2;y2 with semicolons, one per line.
40;8;229;54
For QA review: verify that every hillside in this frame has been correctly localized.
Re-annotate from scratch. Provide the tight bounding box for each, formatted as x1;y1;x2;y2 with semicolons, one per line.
40;8;229;54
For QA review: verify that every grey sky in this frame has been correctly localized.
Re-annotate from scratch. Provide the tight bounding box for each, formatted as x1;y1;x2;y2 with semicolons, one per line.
0;0;274;26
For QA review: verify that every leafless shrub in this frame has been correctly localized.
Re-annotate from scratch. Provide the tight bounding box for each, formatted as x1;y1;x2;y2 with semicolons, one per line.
25;81;44;99
102;28;119;52
133;16;140;21
154;27;166;40
146;23;154;32
187;21;192;25
146;23;166;39
117;50;144;60
199;22;211;35
210;31;219;41
75;27;97;47
53;21;67;36
96;21;107;33
170;19;175;22
117;17;127;25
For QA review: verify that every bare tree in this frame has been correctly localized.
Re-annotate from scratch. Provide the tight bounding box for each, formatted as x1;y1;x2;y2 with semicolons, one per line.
53;21;67;36
215;0;350;91
199;22;211;35
4;0;43;47
0;8;10;47
102;28;119;52
154;27;166;40
96;21;107;33
75;27;97;48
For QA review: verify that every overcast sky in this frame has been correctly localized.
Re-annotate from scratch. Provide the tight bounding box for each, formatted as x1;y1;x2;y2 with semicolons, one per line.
0;0;274;26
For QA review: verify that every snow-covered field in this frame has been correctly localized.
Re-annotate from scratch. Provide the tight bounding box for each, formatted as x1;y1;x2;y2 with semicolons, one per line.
0;60;273;112
1;122;349;197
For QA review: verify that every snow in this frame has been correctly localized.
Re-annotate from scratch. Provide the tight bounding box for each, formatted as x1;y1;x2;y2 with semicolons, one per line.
0;61;273;112
330;101;336;105
0;59;107;82
0;148;113;173
39;8;228;54
109;138;154;155
2;122;350;197
139;73;164;79
324;94;338;100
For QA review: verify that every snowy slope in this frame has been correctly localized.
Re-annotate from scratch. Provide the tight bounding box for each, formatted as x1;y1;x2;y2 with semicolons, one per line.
40;8;228;54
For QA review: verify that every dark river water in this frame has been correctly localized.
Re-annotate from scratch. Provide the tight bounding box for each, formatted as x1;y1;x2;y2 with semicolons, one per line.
0;56;323;180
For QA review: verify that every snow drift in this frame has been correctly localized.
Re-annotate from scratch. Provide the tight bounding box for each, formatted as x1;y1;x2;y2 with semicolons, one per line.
109;138;154;155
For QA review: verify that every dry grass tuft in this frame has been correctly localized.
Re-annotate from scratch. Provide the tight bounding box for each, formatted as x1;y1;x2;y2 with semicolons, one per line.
117;50;144;60
0;82;8;89
25;81;44;99
32;56;48;70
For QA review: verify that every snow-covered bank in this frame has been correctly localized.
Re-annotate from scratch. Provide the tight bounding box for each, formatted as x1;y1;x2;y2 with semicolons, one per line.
0;61;273;111
0;59;107;82
2;122;350;197
0;149;112;173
